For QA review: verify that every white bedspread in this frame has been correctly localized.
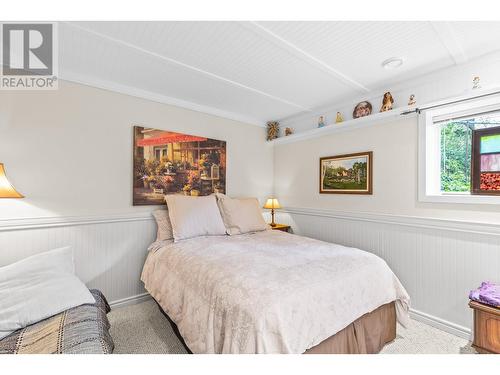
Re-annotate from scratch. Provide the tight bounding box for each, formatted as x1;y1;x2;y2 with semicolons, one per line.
141;230;410;354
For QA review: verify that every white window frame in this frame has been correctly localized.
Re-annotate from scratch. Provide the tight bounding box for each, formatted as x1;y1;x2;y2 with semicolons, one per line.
418;96;500;204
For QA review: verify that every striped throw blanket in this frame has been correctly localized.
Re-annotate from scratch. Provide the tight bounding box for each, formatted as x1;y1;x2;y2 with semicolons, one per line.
0;289;114;354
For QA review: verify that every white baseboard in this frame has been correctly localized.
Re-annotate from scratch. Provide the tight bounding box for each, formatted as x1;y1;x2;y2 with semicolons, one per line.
409;308;471;340
109;292;152;309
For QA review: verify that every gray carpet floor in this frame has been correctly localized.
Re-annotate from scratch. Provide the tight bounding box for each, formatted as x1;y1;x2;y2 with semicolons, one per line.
108;299;476;354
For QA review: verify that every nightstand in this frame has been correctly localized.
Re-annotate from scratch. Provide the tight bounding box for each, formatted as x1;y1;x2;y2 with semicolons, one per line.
270;224;290;233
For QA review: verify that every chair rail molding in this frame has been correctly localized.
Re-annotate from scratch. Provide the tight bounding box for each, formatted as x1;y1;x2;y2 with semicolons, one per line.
283;207;500;236
0;211;154;232
2;207;500;235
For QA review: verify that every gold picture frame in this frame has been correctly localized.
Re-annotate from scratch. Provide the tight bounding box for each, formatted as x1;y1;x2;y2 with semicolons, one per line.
320;152;373;194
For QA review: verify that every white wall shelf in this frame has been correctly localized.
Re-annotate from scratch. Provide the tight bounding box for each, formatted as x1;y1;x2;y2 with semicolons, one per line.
272;87;500;146
272;105;416;145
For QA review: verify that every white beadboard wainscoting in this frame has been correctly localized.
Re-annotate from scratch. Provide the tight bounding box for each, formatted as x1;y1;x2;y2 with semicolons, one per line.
1;208;498;339
276;207;500;340
0;213;156;308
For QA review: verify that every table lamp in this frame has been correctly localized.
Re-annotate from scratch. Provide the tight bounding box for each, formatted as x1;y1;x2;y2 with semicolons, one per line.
0;163;24;198
263;197;281;227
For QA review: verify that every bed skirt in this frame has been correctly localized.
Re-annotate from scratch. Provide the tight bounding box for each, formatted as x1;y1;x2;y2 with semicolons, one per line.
156;300;396;354
305;302;396;354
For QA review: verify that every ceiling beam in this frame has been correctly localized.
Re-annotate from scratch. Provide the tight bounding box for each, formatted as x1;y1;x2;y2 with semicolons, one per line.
62;22;312;113
241;21;370;93
430;22;468;65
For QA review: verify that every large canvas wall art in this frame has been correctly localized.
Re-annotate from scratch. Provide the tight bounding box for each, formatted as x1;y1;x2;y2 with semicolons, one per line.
133;126;226;205
320;151;372;194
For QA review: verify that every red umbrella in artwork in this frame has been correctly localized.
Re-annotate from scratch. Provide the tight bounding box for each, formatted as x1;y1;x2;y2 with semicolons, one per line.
137;131;207;146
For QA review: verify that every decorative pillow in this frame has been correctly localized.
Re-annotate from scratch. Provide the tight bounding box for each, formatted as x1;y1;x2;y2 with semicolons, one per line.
0;246;95;340
216;194;269;235
152;209;173;241
165;195;227;241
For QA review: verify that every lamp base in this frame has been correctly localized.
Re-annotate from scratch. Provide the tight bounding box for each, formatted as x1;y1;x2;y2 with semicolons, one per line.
270;209;276;227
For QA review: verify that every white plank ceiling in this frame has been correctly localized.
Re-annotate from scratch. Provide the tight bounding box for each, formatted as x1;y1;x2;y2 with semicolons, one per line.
59;21;500;126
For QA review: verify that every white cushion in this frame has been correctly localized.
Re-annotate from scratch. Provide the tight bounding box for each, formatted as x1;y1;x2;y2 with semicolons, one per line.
165;195;227;241
216;194;269;235
0;247;95;340
152;209;173;241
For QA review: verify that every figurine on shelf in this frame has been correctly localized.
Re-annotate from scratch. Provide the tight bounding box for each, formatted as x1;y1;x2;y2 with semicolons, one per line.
353;101;372;119
408;94;416;106
285;127;293;136
473;76;481;90
318;116;326;128
335;112;344;123
266;121;280;141
380;92;394;112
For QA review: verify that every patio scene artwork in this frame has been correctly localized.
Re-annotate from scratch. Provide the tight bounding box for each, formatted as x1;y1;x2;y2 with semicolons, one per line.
133;126;226;205
320;151;372;194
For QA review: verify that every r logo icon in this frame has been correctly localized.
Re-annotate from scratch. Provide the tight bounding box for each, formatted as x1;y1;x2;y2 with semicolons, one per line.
2;23;53;75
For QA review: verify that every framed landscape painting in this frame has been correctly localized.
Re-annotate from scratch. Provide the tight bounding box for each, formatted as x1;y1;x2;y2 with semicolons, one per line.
320;151;372;194
133;126;226;205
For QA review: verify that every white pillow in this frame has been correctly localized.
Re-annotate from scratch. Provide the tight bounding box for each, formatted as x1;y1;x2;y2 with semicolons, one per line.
216;194;269;235
0;246;95;340
165;195;227;241
152;209;173;241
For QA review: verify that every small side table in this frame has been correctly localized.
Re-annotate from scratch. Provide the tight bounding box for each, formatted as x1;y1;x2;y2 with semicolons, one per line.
270;224;291;233
469;300;500;354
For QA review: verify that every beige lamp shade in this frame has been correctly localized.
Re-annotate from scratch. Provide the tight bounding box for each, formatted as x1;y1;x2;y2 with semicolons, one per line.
263;198;281;209
0;163;24;198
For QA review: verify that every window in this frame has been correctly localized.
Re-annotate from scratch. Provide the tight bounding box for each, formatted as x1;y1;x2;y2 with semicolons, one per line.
419;96;500;204
440;119;472;193
154;147;168;161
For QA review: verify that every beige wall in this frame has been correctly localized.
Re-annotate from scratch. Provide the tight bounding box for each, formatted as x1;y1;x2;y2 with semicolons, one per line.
274;117;500;224
0;80;273;220
2;79;498;224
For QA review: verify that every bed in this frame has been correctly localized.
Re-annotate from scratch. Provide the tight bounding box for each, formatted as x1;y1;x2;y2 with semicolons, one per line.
141;229;410;354
0;289;114;354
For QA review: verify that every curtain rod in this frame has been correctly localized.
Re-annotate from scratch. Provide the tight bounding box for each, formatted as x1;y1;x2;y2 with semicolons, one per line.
400;89;500;116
